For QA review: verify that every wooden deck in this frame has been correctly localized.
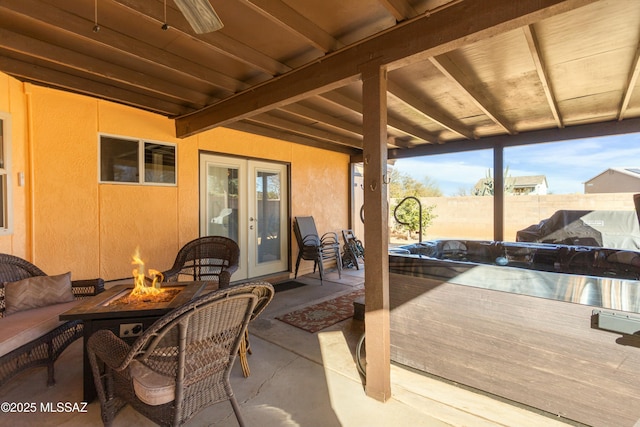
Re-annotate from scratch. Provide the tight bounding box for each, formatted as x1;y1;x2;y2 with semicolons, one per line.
390;270;640;427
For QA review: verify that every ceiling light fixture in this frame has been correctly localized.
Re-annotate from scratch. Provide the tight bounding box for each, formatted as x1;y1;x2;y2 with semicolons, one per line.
93;0;100;32
162;0;169;30
173;0;224;33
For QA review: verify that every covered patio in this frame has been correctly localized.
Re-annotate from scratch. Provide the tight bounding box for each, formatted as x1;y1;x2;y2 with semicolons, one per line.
1;0;640;425
0;268;575;427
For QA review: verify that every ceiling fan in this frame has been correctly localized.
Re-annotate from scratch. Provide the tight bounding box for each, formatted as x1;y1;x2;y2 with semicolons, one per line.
173;0;224;33
93;0;223;34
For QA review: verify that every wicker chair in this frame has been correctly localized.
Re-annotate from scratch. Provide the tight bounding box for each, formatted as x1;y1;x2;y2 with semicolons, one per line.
162;236;240;288
162;236;260;378
293;216;342;284
87;282;274;427
0;253;104;387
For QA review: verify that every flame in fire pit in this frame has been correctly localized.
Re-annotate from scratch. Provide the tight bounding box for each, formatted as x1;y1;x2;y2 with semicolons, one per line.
131;247;164;297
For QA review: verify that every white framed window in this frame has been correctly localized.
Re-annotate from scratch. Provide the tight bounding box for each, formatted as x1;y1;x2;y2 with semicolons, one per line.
0;112;12;235
99;134;176;185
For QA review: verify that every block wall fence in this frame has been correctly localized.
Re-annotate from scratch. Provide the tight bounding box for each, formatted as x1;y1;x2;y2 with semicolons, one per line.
389;192;638;242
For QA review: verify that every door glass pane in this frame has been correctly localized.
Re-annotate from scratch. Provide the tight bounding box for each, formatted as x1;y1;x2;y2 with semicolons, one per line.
206;164;239;241
256;170;281;263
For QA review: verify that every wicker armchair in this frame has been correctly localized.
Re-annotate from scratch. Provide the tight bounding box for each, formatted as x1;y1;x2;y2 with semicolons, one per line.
88;282;274;427
162;236;239;288
0;253;104;387
294;216;342;284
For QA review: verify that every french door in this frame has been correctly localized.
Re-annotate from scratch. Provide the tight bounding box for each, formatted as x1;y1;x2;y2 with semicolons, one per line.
199;154;288;280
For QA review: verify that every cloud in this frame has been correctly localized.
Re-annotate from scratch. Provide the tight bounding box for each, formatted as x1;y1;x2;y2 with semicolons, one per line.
395;158;491;195
393;134;640;196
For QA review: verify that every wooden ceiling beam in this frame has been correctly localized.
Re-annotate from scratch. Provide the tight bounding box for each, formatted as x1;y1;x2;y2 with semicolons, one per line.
428;55;514;134
320;91;438;143
0;0;245;94
111;0;290;76
523;25;563;128
239;0;342;53
176;0;592;138
319;91;363;114
387;79;474;139
387;115;438;143
386;136;415;149
279;103;363;137
228;121;360;155
0;56;187;116
177;74;361;138
618;38;640;121
378;0;420;21
247;113;363;149
0;28;210;107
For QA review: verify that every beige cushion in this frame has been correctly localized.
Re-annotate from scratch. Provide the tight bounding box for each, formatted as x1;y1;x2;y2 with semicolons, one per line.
130;360;175;406
0;299;82;356
4;272;74;315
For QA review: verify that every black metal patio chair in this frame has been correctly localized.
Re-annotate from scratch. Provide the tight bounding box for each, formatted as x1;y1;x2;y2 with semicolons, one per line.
293;216;342;284
342;229;364;270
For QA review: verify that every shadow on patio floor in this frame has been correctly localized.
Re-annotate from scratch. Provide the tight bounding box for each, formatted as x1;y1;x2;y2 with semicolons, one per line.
0;267;576;426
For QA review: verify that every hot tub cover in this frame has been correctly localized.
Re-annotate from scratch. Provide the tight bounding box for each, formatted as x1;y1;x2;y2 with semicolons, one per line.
516;210;640;250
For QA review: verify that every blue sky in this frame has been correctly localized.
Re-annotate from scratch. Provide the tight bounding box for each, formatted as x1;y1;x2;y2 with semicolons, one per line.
393;133;640;196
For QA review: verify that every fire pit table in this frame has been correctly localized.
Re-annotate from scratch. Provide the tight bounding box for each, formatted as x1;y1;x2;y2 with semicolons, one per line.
60;281;207;402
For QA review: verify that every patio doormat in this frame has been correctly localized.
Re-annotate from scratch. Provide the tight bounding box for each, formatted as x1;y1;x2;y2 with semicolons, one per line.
276;288;364;333
274;281;306;293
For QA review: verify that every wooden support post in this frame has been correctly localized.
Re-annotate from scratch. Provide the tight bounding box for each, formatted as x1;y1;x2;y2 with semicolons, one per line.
362;63;391;402
493;144;504;241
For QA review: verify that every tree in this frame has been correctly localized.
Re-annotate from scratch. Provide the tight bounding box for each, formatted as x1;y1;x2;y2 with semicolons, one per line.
388;169;438;240
388;169;442;198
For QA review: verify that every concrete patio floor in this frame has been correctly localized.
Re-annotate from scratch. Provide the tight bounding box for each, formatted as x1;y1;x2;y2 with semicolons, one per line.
0;267;581;427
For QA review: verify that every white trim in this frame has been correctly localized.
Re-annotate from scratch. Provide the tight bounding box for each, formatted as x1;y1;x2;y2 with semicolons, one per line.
98;132;177;186
199;153;289;280
0;111;12;235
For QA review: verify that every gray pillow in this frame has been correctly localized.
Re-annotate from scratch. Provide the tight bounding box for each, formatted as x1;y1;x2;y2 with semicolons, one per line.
4;272;74;315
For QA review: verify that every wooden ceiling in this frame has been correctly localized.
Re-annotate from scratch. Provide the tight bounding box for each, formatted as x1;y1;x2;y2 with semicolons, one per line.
2;0;640;158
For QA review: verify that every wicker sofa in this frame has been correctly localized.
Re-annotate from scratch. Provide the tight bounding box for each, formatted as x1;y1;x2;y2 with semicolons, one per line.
0;254;104;387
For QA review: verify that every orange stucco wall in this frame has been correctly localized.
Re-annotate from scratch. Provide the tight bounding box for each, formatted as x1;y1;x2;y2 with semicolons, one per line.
0;72;350;281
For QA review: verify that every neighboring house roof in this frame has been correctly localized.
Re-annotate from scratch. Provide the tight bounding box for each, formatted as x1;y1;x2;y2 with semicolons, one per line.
509;175;548;189
584;167;640;183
